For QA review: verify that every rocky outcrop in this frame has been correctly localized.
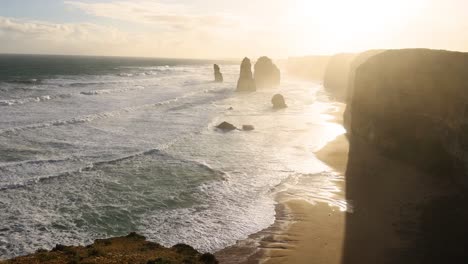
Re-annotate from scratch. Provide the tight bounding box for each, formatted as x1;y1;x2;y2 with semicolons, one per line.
323;53;357;102
214;64;223;82
271;94;287;109
236;58;256;92
216;122;237;131
254;56;280;89
2;233;218;264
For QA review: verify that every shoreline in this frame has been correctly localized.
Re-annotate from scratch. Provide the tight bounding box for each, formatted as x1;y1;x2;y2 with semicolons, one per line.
216;102;349;264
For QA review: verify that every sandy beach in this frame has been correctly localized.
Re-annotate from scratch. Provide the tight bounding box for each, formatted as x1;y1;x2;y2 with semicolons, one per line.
216;103;350;264
259;104;349;264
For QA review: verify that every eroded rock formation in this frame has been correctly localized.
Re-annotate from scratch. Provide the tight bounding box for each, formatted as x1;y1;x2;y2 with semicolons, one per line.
254;56;280;89
236;58;256;92
214;64;223;82
271;94;287;109
216;121;237;131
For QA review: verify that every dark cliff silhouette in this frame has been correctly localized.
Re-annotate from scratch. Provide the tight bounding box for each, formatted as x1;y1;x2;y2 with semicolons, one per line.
342;49;468;264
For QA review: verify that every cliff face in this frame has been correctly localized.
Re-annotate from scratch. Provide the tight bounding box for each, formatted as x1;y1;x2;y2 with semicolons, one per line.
254;56;280;89
343;50;384;129
347;49;468;182
323;53;357;102
343;49;468;263
285;55;330;81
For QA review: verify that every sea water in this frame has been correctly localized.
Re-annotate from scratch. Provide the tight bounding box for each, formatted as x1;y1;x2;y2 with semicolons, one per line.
0;54;345;259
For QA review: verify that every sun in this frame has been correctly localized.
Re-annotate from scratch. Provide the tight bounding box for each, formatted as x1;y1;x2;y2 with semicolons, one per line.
285;0;424;54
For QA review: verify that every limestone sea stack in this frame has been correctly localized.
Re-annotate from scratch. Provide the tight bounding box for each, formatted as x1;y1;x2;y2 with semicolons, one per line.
236;58;256;92
254;56;281;89
214;64;223;82
271;94;287;109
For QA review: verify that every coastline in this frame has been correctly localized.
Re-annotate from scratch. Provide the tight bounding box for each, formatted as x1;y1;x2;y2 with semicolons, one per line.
261;103;349;264
216;102;349;264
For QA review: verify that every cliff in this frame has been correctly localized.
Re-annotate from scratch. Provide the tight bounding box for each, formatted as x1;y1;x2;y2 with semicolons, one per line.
343;49;468;264
285;55;330;81
323;53;356;102
346;49;468;181
253;56;280;89
1;233;218;264
342;50;384;129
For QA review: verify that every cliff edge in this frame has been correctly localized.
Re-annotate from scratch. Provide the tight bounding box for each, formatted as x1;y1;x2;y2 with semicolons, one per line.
1;233;218;264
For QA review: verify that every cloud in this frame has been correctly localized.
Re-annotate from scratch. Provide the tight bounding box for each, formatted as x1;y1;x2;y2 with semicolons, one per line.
0;16;142;55
0;15;265;58
64;0;238;31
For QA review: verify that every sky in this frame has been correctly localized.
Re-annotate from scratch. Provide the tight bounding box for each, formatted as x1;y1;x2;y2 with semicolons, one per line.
0;0;467;58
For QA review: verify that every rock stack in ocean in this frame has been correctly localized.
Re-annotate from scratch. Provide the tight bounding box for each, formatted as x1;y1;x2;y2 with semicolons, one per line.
236;58;256;92
214;64;223;82
271;94;287;109
254;56;280;89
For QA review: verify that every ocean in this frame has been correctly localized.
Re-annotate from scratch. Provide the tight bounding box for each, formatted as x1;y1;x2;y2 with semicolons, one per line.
0;54;345;259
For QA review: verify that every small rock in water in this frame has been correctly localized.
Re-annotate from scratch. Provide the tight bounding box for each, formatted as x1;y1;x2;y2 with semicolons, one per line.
216;122;237;131
228;107;234;110
242;125;255;131
271;94;287;109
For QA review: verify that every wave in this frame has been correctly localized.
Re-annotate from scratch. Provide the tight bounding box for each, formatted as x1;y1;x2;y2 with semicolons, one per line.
80;86;145;96
0;148;225;191
0;87;227;135
0;94;71;106
8;78;42;85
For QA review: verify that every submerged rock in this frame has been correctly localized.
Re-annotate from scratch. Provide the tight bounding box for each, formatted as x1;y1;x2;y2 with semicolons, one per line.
271;94;287;109
216;121;237;131
254;56;281;89
236;58;256;92
214;64;223;82
242;125;255;131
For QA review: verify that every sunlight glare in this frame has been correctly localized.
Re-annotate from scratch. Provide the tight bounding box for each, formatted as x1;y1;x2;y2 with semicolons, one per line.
286;0;424;53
